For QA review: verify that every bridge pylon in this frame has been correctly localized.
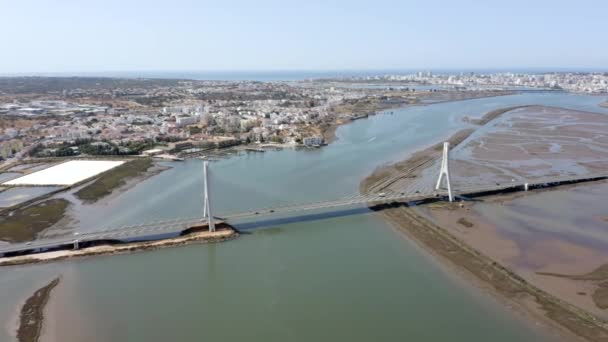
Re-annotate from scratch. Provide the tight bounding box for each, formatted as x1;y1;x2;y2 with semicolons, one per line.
435;142;454;202
203;161;216;232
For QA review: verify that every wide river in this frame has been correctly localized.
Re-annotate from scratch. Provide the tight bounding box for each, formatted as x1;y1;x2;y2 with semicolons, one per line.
1;92;607;341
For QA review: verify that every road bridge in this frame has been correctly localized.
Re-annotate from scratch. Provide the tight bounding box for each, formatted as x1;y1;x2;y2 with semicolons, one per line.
1;145;606;256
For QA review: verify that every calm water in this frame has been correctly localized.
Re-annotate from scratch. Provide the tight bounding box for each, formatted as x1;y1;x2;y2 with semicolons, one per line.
0;173;22;184
1;92;606;341
0;186;61;208
476;182;608;259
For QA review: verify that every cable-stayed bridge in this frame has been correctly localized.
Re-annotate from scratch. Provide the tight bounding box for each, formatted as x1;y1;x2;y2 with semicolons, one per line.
1;144;606;256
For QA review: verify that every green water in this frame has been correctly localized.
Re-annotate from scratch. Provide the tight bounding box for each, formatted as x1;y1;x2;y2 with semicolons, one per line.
1;92;606;341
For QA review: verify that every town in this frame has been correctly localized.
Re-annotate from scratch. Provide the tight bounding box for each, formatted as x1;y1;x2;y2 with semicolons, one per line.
0;71;606;164
327;71;608;93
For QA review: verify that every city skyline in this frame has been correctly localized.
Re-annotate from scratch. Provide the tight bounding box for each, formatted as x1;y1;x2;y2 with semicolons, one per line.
1;0;607;74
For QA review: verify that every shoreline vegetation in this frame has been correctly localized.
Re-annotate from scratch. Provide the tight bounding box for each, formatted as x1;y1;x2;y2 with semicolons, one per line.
74;158;154;202
379;205;607;342
463;105;532;125
360;128;475;194
320;89;514;144
360;105;608;341
16;277;60;342
0;199;69;242
0;158;165;243
0;226;237;267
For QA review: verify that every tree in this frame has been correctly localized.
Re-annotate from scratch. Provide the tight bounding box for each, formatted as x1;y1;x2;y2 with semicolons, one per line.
201;113;215;126
189;126;203;135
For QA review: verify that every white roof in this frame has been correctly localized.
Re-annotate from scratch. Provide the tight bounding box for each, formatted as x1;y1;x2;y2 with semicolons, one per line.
3;160;125;186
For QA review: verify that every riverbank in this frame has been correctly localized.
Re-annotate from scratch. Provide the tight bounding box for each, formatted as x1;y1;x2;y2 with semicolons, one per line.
360;128;475;194
422;180;608;320
0;199;69;242
463;105;532;125
379;205;605;342
16;277;60;342
0;227;237;267
74;158;155;202
322;90;515;144
360;105;608;341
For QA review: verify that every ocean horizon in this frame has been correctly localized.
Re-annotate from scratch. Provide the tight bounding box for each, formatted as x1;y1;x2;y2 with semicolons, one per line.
0;68;606;81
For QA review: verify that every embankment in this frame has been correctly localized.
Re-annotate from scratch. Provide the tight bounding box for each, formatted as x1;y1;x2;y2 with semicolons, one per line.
378;205;608;342
0;199;69;243
74;158;155;202
323;90;514;144
464;105;532;125
359;105;608;341
0;227;237;267
360;128;475;194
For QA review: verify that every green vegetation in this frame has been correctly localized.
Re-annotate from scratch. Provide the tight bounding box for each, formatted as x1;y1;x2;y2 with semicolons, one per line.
34;138;158;157
269;135;283;143
0;199;69;242
74;158;153;202
189;126;203;134
17;277;60;342
0;77;184;94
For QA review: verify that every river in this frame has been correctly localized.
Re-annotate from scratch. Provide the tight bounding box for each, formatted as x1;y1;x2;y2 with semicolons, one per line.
1;92;606;341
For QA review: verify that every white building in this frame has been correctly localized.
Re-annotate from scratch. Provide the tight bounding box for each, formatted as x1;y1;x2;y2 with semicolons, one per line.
175;114;201;127
302;136;324;146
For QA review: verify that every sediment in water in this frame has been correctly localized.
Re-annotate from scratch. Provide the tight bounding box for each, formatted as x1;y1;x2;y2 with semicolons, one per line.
360;105;608;341
16;277;60;342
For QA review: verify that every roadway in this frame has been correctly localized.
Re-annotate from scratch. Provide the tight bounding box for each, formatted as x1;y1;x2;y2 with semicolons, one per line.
0;172;606;256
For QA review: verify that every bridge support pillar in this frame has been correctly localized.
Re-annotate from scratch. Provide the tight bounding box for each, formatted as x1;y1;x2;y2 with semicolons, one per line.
435;142;454;202
203;161;216;232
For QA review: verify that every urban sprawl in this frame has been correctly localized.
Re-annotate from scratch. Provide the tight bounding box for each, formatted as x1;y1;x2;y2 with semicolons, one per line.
0;72;606;163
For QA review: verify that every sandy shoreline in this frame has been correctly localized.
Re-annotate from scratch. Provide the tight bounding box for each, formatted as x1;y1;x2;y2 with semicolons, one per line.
0;227;237;267
360;105;608;341
422;180;608;318
15;277;60;342
379;205;600;341
322;90;515;144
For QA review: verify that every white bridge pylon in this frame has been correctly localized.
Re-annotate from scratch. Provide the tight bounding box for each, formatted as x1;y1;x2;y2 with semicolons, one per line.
202;160;216;232
435;142;454;202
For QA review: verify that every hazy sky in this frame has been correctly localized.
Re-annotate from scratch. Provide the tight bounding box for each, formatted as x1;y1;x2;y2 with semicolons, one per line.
1;0;607;73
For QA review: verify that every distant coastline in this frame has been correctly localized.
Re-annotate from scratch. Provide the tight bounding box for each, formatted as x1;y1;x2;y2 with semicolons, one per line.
3;68;607;81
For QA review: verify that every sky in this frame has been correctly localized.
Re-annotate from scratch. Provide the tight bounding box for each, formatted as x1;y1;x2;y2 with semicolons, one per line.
1;0;607;74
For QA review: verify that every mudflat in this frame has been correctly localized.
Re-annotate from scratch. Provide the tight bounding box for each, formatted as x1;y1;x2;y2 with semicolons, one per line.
423;181;608;320
450;106;608;186
16;277;60;342
361;105;608;341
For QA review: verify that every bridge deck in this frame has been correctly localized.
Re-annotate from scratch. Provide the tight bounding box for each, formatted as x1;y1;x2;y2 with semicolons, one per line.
0;173;605;255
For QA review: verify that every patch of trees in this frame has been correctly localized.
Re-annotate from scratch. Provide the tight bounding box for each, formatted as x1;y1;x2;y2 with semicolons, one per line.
189;126;203;135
